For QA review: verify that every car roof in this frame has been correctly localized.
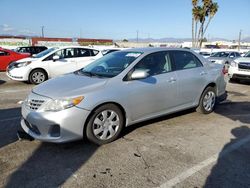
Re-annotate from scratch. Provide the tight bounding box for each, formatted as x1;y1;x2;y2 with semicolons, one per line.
55;46;100;50
122;47;193;54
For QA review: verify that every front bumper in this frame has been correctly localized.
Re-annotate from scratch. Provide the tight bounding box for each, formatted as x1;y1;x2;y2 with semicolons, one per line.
228;66;250;80
21;103;91;143
6;66;30;81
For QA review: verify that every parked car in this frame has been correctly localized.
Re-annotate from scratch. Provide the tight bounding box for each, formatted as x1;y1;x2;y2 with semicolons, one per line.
207;51;241;65
102;49;121;55
16;46;48;55
21;48;227;145
7;46;103;84
199;51;211;58
0;48;30;71
228;51;250;82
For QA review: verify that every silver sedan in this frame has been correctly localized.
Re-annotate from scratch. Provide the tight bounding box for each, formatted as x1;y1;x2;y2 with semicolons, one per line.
21;48;227;145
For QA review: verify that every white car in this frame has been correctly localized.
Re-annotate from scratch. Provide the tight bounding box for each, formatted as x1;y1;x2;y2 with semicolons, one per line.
7;46;103;84
228;51;250;82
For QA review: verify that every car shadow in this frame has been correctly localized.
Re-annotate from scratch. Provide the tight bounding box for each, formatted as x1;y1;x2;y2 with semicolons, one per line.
5;140;98;187
204;101;250;187
0;80;6;85
204;126;250;187
0;107;21;149
4;111;99;187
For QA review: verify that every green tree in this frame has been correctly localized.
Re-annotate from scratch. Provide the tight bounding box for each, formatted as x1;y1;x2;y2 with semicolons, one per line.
191;0;219;48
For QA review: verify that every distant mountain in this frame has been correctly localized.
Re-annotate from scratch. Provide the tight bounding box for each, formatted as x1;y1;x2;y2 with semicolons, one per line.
242;37;250;42
126;38;192;43
119;37;250;43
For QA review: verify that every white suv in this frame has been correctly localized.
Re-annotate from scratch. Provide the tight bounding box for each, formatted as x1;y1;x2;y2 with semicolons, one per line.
7;46;103;84
228;51;250;82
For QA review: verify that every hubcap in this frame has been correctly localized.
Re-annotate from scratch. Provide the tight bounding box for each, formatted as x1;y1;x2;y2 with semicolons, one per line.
203;91;215;112
32;72;45;84
93;110;120;140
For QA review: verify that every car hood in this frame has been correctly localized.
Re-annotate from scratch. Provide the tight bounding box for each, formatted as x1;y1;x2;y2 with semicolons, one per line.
16;57;39;63
32;73;109;99
208;57;226;60
234;57;250;63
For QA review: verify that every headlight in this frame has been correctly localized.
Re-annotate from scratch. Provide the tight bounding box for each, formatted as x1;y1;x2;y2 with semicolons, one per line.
39;96;84;112
230;61;237;67
16;61;32;68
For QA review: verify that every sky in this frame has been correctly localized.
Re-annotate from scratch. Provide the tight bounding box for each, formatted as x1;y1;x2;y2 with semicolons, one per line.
0;0;249;40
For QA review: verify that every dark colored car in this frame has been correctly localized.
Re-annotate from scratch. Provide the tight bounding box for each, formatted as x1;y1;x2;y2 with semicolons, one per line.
102;49;120;55
16;46;48;55
0;48;30;71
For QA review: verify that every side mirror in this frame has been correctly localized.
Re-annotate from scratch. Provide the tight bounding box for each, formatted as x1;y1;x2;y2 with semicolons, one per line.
130;69;149;80
53;55;60;61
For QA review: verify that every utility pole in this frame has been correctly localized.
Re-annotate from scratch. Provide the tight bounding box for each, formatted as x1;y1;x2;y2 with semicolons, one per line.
136;30;139;43
41;26;45;38
238;29;242;51
80;28;82;38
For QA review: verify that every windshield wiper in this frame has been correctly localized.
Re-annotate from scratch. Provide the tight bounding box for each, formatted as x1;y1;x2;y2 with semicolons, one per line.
78;70;105;78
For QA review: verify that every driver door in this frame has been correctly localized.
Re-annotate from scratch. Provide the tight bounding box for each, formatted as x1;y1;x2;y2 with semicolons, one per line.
48;48;77;77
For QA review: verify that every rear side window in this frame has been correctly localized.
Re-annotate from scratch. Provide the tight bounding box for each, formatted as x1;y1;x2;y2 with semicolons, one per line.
171;51;202;70
90;50;99;56
75;48;91;57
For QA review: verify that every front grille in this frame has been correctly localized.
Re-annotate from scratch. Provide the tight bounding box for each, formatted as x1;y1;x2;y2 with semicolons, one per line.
25;92;49;111
238;62;250;70
27;99;45;110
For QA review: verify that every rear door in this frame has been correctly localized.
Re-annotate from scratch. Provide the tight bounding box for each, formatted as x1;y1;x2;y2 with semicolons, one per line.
47;48;77;77
75;48;100;69
170;50;207;106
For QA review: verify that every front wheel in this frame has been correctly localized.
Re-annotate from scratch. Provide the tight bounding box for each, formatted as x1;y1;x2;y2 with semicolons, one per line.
196;87;216;114
86;104;124;145
29;69;48;84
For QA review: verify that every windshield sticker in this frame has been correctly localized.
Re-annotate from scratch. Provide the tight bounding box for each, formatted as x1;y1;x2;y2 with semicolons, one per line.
125;52;142;58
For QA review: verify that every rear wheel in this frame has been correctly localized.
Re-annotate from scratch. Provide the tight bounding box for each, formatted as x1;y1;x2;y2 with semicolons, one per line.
86;104;124;145
196;86;216;114
29;69;48;84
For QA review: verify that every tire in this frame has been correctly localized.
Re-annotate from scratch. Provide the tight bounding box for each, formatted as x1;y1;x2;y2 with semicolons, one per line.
86;104;124;145
229;78;239;83
29;69;48;84
196;86;216;114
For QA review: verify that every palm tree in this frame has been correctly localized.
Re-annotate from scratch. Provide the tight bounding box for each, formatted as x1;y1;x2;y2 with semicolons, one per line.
202;2;218;40
193;6;202;47
192;0;199;47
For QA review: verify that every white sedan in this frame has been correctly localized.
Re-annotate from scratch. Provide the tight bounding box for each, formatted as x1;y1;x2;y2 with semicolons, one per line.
7;46;103;84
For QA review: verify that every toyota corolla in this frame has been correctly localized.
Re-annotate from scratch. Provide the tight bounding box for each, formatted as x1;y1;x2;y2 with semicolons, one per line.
21;48;227;145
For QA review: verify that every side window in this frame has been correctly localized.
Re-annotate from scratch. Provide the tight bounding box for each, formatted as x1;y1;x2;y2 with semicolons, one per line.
75;48;91;57
90;50;99;56
0;50;9;56
172;51;202;70
134;51;172;76
43;48;74;61
235;52;241;57
229;52;236;58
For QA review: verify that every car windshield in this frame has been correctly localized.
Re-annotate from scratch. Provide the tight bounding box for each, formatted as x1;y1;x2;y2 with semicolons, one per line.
244;52;250;57
210;52;230;57
77;51;143;78
33;47;58;58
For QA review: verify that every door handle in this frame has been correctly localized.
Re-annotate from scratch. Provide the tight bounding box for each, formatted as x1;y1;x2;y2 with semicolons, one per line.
168;77;176;83
200;71;207;76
